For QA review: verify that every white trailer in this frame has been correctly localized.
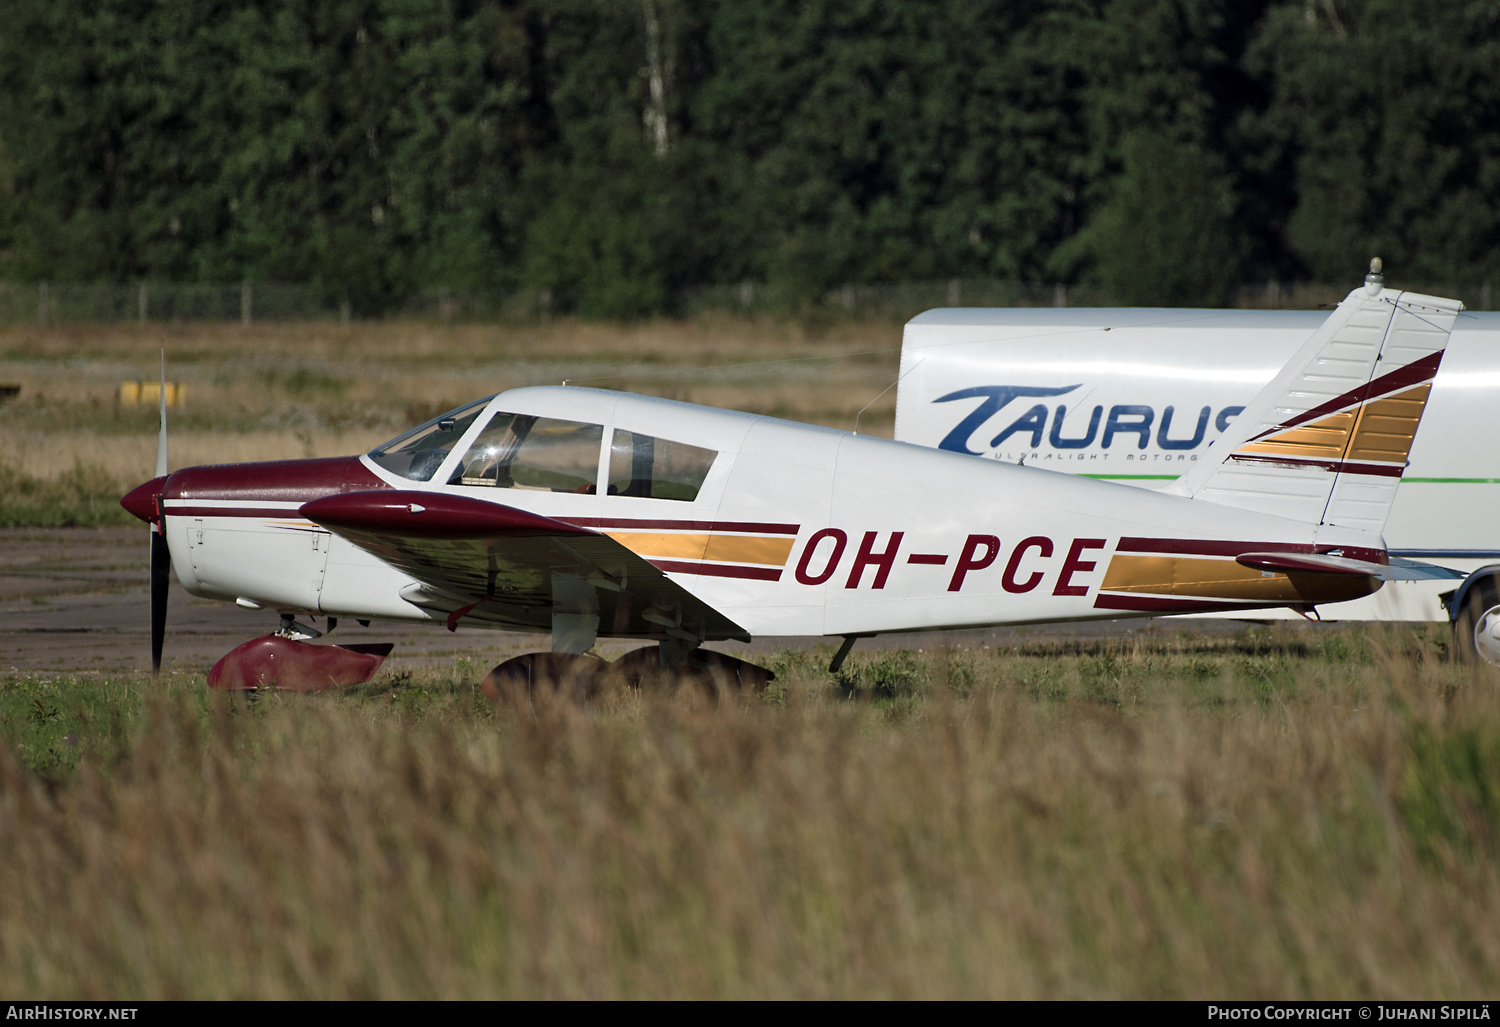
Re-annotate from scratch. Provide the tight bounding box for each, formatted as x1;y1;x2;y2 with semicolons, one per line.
894;305;1500;632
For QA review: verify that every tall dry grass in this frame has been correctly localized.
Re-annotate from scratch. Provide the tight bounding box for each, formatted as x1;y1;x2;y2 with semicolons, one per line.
2;631;1497;998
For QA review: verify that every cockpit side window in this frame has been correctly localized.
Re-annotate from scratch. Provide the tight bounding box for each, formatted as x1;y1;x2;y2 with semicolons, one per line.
607;430;717;502
453;413;604;493
367;397;493;481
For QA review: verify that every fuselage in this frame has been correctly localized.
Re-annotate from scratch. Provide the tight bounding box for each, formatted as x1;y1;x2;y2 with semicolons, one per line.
141;386;1386;639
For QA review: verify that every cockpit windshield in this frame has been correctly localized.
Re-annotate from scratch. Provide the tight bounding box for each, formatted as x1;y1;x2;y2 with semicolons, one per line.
367;396;493;481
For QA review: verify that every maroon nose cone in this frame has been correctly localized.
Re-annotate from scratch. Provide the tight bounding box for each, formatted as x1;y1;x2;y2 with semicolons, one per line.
121;476;168;524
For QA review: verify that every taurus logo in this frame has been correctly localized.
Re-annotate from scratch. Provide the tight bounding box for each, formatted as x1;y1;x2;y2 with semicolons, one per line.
935;385;1242;456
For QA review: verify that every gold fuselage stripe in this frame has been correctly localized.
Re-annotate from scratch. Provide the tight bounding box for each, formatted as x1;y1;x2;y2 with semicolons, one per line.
1101;554;1377;604
605;531;795;566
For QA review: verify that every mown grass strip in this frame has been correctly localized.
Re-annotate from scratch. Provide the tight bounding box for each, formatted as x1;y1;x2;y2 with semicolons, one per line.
0;462;133;527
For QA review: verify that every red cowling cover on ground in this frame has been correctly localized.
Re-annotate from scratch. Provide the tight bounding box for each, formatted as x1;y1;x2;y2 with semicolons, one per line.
207;636;394;691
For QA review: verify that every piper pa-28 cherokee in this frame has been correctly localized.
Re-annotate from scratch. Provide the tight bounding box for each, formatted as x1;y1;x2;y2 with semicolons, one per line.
121;268;1490;695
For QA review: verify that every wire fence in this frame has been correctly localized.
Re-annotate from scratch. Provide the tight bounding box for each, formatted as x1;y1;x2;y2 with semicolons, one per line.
0;277;1490;326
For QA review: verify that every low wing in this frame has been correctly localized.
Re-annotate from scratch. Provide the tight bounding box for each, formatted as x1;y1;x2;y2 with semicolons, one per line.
301;490;750;642
1236;551;1464;582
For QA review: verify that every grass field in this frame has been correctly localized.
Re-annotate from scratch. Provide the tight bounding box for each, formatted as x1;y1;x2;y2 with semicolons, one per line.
2;626;1498;999
0;318;903;526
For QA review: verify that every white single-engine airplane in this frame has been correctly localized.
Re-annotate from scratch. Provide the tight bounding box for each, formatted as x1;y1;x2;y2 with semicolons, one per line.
122;270;1476;694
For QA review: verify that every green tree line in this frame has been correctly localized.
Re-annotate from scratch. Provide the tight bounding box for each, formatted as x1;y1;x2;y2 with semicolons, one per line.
0;0;1495;315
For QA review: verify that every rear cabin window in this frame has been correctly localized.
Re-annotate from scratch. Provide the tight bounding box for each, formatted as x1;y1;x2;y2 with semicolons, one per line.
607;430;717;502
367;397;492;481
453;413;604;493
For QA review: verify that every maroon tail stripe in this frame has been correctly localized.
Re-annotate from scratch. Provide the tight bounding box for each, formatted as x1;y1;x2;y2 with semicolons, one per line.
565;517;801;535
1228;453;1405;478
1249;349;1443;440
1115;537;1385;564
1094;594;1294;614
650;559;783;581
907;553;949;565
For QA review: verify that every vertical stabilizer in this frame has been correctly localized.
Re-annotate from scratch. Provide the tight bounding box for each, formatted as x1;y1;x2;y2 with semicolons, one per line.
1165;274;1463;532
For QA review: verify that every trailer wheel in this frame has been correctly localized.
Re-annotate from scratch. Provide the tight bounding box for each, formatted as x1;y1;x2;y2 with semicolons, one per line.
1454;575;1500;668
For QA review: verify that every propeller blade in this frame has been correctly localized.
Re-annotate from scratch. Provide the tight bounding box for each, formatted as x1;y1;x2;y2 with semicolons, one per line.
150;524;169;674
151;347;169;674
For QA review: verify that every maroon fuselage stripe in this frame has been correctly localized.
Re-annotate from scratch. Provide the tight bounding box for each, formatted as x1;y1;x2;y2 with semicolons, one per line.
1228;453;1405;477
166;506;308;520
564;517;801;534
1115;537;1385;564
162;504;802;536
649;559;783;581
1248;349;1442;440
1094;594;1298;614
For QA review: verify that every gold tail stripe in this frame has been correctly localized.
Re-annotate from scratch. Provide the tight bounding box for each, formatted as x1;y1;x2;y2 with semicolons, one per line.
1345;384;1431;463
1238;383;1432;464
1239;412;1354;460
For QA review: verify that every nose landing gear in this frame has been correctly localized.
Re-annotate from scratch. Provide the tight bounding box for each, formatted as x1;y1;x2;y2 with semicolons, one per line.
208;635;395;692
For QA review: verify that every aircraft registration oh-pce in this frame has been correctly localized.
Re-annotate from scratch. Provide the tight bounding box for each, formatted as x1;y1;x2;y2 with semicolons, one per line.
121;269;1494;692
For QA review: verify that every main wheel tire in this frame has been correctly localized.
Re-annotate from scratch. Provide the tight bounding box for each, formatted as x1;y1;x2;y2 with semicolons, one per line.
1454;576;1500;668
596;646;773;701
480;652;605;704
693;649;775;696
596;646;676;692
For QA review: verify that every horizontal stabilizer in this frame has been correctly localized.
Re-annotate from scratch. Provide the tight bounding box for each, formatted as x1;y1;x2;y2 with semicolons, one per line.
1236;552;1378;576
1385;556;1468;581
1236;551;1463;581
